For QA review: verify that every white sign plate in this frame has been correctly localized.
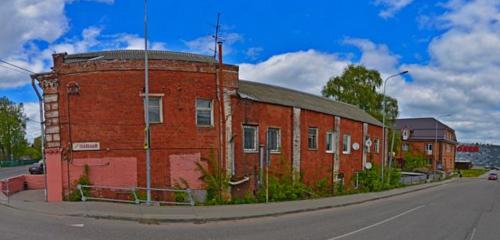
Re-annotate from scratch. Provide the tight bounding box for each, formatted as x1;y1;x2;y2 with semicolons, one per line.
72;142;100;151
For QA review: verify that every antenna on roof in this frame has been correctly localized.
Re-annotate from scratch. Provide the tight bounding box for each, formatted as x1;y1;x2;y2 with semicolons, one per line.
213;13;221;59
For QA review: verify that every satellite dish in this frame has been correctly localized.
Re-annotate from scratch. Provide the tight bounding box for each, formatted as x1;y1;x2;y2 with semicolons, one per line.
402;128;410;140
365;138;372;147
365;162;373;169
352;143;360;151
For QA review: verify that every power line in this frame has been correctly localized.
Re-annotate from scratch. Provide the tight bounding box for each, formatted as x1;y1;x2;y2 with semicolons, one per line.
0;63;28;75
0;59;35;74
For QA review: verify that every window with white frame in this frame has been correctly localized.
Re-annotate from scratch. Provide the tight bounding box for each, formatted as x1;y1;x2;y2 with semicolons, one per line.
402;143;409;152
326;132;335;153
243;125;258;152
196;98;213;126
147;96;162;123
425;143;433;155
308;128;318;150
342;134;351;154
374;138;380;153
267;128;280;153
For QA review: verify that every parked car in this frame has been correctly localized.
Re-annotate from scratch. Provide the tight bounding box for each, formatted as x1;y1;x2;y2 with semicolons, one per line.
29;160;44;175
488;172;498;181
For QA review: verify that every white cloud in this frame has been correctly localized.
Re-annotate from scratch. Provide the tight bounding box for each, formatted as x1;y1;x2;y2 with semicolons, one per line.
23;102;42;143
343;37;400;74
112;34;167;50
374;0;413;18
245;47;263;60
240;0;500;144
0;0;68;58
387;0;500;143
0;0;118;89
240;50;350;94
184;33;242;55
0;27;168;89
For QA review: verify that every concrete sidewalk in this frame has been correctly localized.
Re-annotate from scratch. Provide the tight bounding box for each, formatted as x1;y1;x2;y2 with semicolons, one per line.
1;179;456;223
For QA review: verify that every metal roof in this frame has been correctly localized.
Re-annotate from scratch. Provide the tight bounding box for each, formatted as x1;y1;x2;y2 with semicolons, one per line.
238;80;383;126
395;118;457;142
63;50;216;64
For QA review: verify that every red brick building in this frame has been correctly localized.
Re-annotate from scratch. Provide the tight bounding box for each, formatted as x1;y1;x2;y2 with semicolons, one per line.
395;118;457;173
33;49;383;202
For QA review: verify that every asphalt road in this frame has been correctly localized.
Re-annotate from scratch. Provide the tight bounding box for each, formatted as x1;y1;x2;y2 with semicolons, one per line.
0;165;29;179
1;175;499;240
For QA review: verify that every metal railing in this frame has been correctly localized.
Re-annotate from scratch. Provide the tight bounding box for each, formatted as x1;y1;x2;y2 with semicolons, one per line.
77;185;140;204
77;184;195;206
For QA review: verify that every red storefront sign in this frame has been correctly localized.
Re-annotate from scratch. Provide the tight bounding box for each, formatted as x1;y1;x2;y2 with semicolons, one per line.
457;145;480;152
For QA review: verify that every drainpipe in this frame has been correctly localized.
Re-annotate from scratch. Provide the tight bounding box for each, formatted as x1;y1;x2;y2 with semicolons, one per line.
331;117;335;195
216;42;227;200
31;76;47;202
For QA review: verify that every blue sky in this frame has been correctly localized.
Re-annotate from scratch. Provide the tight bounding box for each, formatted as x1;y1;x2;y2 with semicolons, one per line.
60;0;437;64
1;0;500;144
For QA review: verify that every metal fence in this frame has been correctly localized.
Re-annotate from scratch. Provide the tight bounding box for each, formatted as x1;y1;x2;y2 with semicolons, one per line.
0;160;38;168
400;174;427;185
400;172;445;185
77;184;195;206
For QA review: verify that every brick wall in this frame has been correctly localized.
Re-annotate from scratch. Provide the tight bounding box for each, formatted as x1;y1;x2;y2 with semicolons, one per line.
230;97;383;196
230;98;293;196
38;53;383;200
300;109;336;186
400;141;456;173
0;174;46;196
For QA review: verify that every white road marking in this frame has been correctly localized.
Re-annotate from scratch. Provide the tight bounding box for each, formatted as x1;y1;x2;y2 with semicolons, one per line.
327;205;426;240
468;227;476;240
70;224;85;228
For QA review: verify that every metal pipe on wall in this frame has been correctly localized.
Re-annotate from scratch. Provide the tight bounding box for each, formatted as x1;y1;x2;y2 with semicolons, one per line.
31;76;47;202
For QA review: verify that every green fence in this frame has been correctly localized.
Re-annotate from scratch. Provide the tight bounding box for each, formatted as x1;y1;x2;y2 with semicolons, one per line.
0;160;38;168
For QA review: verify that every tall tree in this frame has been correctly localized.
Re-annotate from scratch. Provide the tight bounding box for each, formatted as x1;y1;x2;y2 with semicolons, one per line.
322;64;399;124
0;97;28;161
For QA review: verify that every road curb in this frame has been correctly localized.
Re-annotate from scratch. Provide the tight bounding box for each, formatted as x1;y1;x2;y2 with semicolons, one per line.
68;179;455;223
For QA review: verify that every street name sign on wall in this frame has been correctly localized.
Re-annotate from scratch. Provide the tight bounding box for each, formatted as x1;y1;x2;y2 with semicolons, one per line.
72;142;100;151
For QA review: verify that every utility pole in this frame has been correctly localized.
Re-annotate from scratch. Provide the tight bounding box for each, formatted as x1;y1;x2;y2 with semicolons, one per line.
213;13;221;59
144;0;151;205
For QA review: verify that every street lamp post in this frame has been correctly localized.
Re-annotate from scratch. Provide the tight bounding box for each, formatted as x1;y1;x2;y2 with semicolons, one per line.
381;71;408;184
144;0;151;205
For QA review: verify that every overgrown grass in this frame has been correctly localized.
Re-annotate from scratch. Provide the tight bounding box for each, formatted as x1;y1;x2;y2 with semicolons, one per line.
459;168;488;178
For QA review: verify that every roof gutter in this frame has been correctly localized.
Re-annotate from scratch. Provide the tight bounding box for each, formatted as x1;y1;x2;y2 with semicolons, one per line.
30;75;48;202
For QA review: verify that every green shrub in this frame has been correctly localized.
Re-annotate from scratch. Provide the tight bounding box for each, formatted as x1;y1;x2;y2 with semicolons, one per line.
230;192;257;204
196;149;229;205
68;165;91;201
356;164;401;192
256;174;312;202
315;177;332;197
403;152;428;171
173;178;190;203
460;168;488;178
